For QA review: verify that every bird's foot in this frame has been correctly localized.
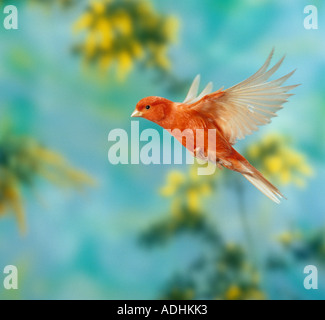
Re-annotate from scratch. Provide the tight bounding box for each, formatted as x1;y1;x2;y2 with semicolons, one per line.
194;147;207;160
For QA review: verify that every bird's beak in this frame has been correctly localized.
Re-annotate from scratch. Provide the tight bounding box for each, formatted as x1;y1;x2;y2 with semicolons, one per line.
131;110;143;118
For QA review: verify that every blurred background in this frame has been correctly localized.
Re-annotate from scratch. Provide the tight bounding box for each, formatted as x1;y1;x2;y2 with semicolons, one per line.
0;0;324;300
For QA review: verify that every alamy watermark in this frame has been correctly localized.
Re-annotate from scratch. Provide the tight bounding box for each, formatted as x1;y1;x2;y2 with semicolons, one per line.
2;265;18;290
108;121;218;175
2;5;18;30
304;265;318;290
304;5;318;30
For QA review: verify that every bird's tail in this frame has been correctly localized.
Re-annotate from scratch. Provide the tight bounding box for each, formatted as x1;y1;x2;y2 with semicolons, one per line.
226;151;285;204
242;171;284;204
241;162;285;204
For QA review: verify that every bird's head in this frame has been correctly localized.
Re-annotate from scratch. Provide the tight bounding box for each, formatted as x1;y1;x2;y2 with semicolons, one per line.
131;96;173;123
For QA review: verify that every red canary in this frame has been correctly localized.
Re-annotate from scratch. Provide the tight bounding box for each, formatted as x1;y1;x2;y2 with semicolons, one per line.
131;50;298;203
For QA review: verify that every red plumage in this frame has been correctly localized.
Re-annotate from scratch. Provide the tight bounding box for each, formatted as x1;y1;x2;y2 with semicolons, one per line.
131;50;299;203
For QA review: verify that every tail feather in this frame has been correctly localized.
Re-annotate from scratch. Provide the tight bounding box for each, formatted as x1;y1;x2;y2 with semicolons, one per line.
242;172;285;204
224;149;286;204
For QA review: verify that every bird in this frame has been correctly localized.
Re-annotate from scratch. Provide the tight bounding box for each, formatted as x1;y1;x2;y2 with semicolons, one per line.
131;49;299;203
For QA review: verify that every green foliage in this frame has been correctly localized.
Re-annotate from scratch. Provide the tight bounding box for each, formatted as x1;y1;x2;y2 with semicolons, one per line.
73;0;179;79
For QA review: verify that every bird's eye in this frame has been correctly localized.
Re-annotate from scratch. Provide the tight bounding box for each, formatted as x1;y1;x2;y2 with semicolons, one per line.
145;105;151;110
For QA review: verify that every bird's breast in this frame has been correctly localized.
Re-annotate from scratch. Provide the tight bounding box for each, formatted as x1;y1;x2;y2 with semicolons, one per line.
159;110;230;157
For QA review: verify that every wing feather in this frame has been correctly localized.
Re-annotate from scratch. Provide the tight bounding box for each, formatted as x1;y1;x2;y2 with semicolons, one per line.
183;76;214;104
187;50;299;144
183;75;200;104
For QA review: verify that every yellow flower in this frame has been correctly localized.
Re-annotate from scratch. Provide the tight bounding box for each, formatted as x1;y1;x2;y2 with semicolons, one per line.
168;171;186;186
155;53;171;70
226;285;241;300
149;44;171;70
264;155;282;173
117;51;133;80
99;54;113;69
187;189;200;212
73;0;179;79
136;1;153;15
96;19;113;49
163;16;179;42
246;133;313;188
286;152;303;166
160;171;185;197
247;144;260;159
159;164;217;228
84;31;97;58
131;41;144;58
73;13;93;33
245;289;266;300
199;183;212;196
91;1;106;14
0;175;26;234
170;198;182;218
189;165;200;182
277;231;295;245
113;11;132;36
160;185;176;197
184;289;195;299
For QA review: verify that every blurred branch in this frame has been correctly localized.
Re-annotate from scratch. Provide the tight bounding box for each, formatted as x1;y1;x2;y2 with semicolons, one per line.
0;129;95;234
139;164;265;299
72;0;179;80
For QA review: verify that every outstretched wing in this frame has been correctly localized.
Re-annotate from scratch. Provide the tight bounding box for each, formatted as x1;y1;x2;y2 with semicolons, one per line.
183;75;214;105
188;49;299;145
